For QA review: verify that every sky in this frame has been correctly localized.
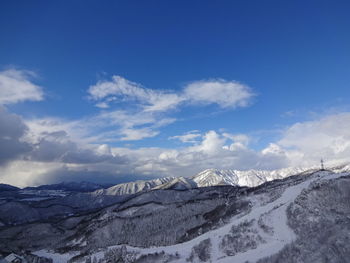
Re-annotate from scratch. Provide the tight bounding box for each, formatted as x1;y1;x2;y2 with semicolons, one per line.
1;0;350;187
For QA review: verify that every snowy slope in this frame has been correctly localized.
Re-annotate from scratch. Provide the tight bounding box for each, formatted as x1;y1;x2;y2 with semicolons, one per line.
32;170;350;263
117;171;336;261
98;171;350;262
153;177;197;190
94;177;175;195
93;167;313;197
192;167;313;188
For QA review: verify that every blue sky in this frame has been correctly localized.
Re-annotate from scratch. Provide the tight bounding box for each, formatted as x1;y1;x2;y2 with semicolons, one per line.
1;0;350;186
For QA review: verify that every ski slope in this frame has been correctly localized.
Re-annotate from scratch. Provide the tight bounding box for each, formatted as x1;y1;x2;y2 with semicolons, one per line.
34;170;347;263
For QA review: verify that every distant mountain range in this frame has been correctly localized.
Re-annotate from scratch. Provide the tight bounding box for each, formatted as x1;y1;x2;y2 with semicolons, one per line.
0;184;20;192
3;164;350;195
1;164;350;262
94;166;320;196
23;181;115;192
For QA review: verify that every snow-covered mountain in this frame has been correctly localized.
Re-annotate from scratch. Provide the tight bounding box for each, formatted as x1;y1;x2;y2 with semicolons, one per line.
94;166;316;197
3;165;340;199
94;177;175;195
192;167;314;188
153;176;198;190
2;168;349;263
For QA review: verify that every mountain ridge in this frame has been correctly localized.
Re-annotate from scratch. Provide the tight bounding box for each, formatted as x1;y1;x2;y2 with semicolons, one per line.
1;167;350;262
4;163;350;196
92;166;320;196
23;181;115;192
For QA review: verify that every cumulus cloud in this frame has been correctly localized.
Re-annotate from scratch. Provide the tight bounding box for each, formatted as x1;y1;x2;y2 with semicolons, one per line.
222;133;251;146
0;108;130;186
0;69;44;104
3;70;350;187
279;112;350;167
3;111;350;187
0;107;32;164
189;130;227;155
109;130;289;180
109;113;350;181
1;110;289;187
0;71;258;186
27;130;124;164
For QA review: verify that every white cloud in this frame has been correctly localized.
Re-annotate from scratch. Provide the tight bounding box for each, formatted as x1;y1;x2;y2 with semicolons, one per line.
1;114;291;187
88;75;183;112
278;112;350;167
0;161;62;188
90;110;176;141
3;112;350;187
0;107;32;164
95;102;109;108
88;76;254;111
88;75;144;100
0;73;258;186
0;69;44;105
144;93;184;112
4;71;350;187
222;133;251;146
131;130;288;178
97;110;157;128
119;127;159;141
86;76;255;142
169;130;201;143
0;111;131;187
262;143;285;155
183;79;254;108
189;130;226;155
108;114;350;179
25;117;91;145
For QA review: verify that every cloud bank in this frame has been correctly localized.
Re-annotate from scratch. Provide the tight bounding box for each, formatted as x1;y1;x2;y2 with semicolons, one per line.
1;72;350;187
0;107;32;165
2;111;350;187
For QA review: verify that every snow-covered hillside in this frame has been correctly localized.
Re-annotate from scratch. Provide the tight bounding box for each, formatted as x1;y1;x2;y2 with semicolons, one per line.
93;166;315;197
1;167;350;263
30;170;350;263
94;177;175;195
192;167;313;187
